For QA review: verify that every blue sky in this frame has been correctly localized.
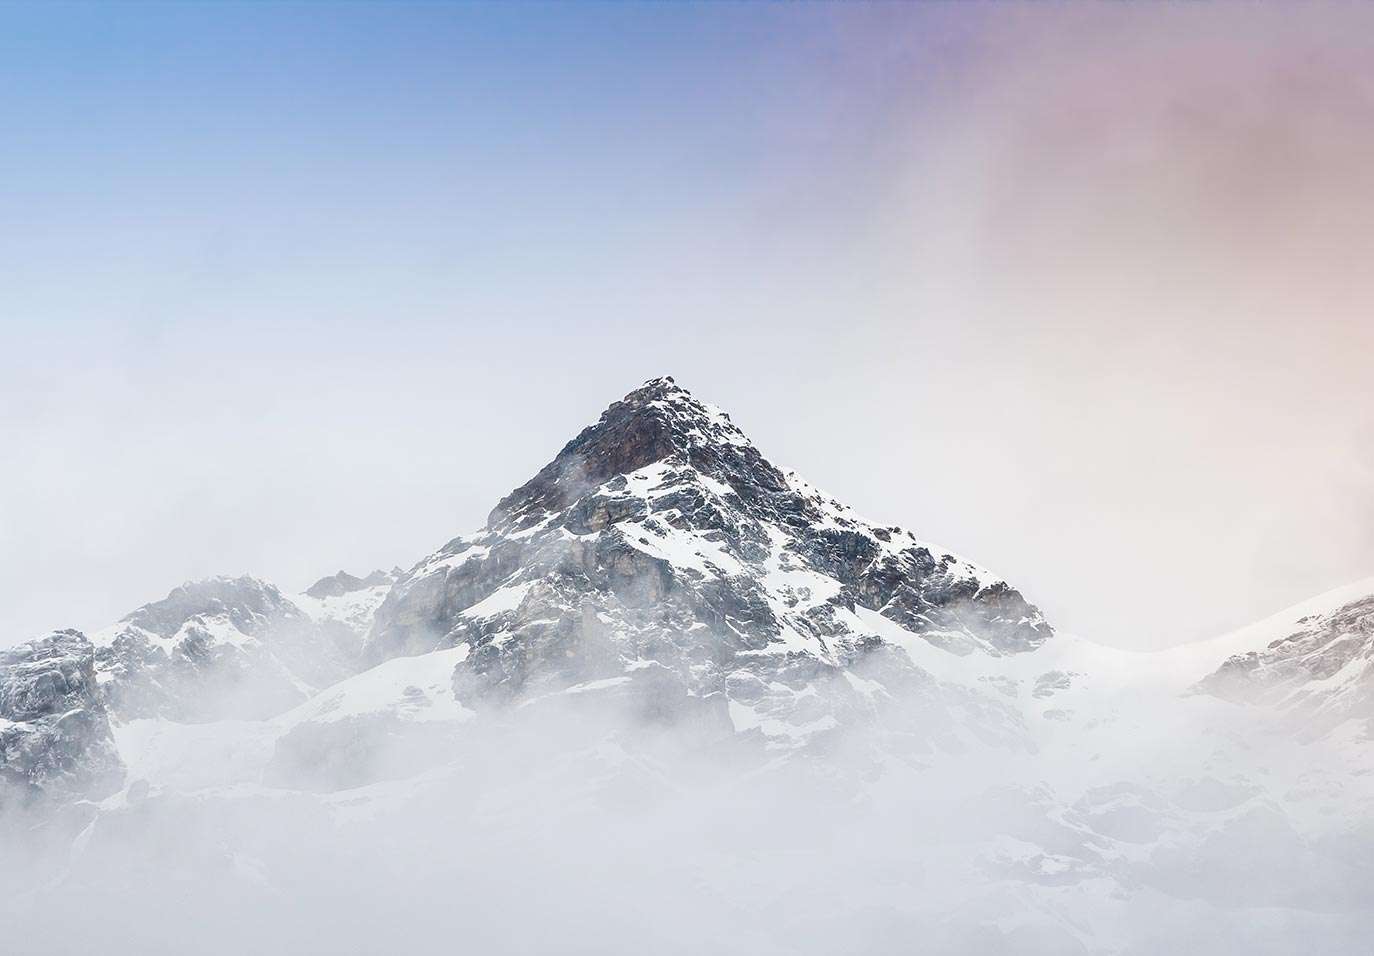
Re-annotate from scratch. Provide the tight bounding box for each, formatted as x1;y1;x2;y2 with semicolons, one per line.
3;2;1372;647
2;3;968;393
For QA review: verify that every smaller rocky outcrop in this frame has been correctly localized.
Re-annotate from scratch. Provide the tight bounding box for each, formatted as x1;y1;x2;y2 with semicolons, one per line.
304;568;400;600
93;576;363;722
1195;592;1374;738
1032;670;1074;699
0;630;123;804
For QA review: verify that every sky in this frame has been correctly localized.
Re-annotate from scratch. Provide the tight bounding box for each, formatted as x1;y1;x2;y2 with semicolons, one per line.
2;2;1371;650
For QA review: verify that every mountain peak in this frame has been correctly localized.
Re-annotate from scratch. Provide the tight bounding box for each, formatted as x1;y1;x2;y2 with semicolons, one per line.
609;375;741;435
626;373;681;397
486;376;765;531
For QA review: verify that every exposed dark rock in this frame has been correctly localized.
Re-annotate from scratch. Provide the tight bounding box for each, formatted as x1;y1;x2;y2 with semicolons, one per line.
1032;670;1074;699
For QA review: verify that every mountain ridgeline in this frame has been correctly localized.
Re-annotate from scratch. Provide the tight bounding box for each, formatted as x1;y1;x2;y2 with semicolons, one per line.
7;377;1373;808
2;377;1051;801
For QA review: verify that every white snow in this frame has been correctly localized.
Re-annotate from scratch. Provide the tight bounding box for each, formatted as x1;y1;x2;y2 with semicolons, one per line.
461;581;535;619
277;645;473;727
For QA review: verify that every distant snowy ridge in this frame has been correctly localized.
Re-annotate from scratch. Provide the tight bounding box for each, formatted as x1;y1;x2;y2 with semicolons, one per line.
1188;577;1374;738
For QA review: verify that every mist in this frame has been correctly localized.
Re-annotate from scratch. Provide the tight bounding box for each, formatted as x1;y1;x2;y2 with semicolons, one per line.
6;495;1374;954
5;649;1372;956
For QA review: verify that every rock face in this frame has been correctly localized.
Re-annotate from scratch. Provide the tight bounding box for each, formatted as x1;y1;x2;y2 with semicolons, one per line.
93;576;380;722
1196;591;1374;737
365;377;1050;750
1;630;123;803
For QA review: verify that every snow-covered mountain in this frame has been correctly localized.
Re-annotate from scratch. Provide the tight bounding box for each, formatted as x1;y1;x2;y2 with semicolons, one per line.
362;375;1048;753
3;378;1054;802
371;376;1047;663
4;377;1373;955
8;379;1372;799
